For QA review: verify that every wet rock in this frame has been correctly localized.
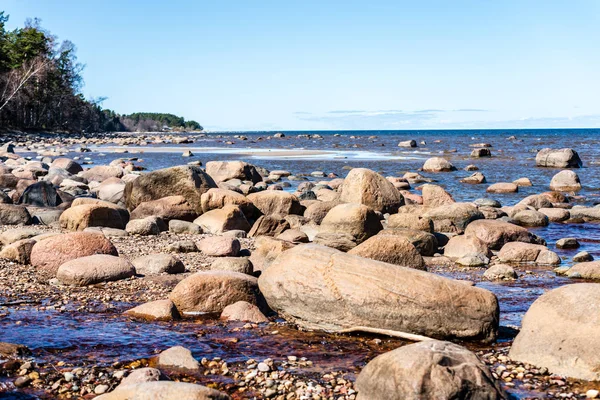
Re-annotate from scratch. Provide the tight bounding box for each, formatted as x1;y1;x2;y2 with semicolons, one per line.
0;342;30;357
200;188;260;220
130;195;197;222
0;204;32;225
470;148;492;157
197;236;240;257
556;237;579;249
460;172;486;184
539;207;570;222
483;264;518;280
356;340;506;400
211;257;253;275
474;198;501;208
156;346;200;371
170;271;260;313
444;234;491;260
339;168;404;213
205;160;262;184
193;205;251;234
126;218;161;236
125;299;180;321
348;235;425;270
60;204;125;231
510;283;600;380
168;219;202;234
247;191;302;216
573;251;593;262
259;244;499;342
567;261;600;279
486;182;518;193
398;139;417;148
512;209;549;227
498;242;560;265
57;254;135;286
30;232;118;274
421;184;455;207
422;157;456;172
95;381;229;400
124;165;217;214
132;254;185;275
387;214;433;233
536;148;582;168
220;301;269;323
549;170;581;191
513;177;533;186
464;219;545;250
319;203;382;244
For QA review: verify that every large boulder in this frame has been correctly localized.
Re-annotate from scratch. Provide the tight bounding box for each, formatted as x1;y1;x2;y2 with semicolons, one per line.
205;160;262;184
220;301;269;323
348;235;425;270
497;242;560;265
131;254;185;275
248;215;290;237
536;148;582;168
319;203;382;244
422;157;456;172
378;229;437;256
124;166;217;214
512;209;549;227
80;165;124;182
193;205;250;234
421;184;455;207
126;218;161;236
249;236;295;272
423;203;484;234
566;261;600;279
246;191;302;216
60;204;125;231
259;244;499;342
356;340;506;400
18;181;62;207
486;182;518;193
509;284;600;380
95;381;230;400
464;219;545;250
51;158;82;174
56;255;135;286
130;196;197;222
387;214;433;233
71;198;129;224
0;204;32;225
30;232;118;274
303;201;339;225
169;270;261;314
313;232;357;252
200;188;260;220
97;179;126;204
339;168;404;213
549;170;581;191
444;234;491;260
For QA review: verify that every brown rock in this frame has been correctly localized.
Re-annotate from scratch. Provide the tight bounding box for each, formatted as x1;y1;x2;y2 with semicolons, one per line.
125;299;180;321
247;191;302;216
486;182;518;193
60;204;125;231
319;203;382;244
348;235;425;270
130;195;197;222
464;219;545;250
339;168;404;213
193;205;250;234
249;236;295;272
200;188;260;220
56;254;135;285
196;236;240;257
205;160;262;184
220;301;269;323
421;184;455;207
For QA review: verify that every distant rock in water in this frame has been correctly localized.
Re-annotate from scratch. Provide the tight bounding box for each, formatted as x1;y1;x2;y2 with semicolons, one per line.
536;148;582;168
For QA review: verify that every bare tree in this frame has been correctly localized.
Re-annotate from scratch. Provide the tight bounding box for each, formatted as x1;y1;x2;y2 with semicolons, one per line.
0;56;49;112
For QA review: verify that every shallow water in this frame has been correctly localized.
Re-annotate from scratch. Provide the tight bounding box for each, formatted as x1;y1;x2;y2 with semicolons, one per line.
7;128;600;398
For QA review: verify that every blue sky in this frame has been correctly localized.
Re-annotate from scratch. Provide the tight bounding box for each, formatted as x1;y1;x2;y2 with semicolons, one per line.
3;0;599;131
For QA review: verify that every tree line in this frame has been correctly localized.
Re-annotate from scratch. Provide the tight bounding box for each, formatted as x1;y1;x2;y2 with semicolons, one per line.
0;12;202;133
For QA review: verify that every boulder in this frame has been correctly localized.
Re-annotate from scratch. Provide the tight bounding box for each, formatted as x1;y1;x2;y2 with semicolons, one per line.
205;160;262;184
95;381;230;400
509;284;600;380
193;205;250;234
169;271;261;313
549;170;581;191
348;235;425;270
168;219;202;234
378;229;437;256
567;261;600;279
464;219;545;250
277;229;309;243
246;191;302;216
50;158;82;174
556;237;579;249
30;232;118;274
387;214;433;233
573;251;593;263
312;232;357;252
539;208;570;222
80;165;124;182
124;299;181;321
421;184;455;207
210;257;253;275
355;340;506;400
339;168;404;213
0;238;36;264
60;204;125;231
97;180;126;204
536;148;582;168
249;236;295;272
423;203;484;234
124;165;217;214
0;228;40;245
71;198;130;224
248;215;290;237
470;148;492;157
200;188;260;220
486;182;518;193
518;194;553;210
460;172;486;184
444;234;491;260
498;241;560;265
483;264;518;280
156;346;200;371
513;177;533;187
259;244;499;342
220;301;269;323
303;201;339;225
126;218;161;236
117;368;161;387
18;181;62;207
422;157;456;172
131;254;185;275
0;204;32;225
196;236;240;257
319;203;382;244
512;209;549;227
398;140;417;148
56;254;135;286
130;196;197;222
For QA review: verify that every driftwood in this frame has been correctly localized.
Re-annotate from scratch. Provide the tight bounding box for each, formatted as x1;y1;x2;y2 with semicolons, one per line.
338;326;434;342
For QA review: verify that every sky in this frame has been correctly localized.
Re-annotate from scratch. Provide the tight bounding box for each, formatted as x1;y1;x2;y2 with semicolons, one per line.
3;0;600;131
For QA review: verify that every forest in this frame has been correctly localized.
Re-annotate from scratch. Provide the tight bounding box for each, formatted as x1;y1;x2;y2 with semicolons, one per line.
0;12;202;133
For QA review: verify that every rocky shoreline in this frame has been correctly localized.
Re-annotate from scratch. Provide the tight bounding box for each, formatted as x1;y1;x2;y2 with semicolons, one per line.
1;132;600;399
